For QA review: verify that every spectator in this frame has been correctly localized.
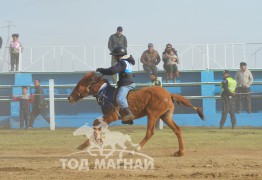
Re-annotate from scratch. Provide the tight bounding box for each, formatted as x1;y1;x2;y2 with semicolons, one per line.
96;46;135;124
234;62;253;113
150;74;162;87
219;70;237;129
29;80;50;129
10;34;23;71
0;36;2;49
150;74;163;130
13;86;33;130
108;26;127;83
162;43;179;83
140;43;161;80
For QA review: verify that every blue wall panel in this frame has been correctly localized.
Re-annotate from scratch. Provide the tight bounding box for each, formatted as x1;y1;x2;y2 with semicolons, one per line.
201;71;216;115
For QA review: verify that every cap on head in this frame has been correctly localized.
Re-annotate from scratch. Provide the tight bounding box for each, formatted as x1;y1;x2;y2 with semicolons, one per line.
117;26;123;32
12;34;19;38
240;62;247;66
148;43;153;47
222;70;230;75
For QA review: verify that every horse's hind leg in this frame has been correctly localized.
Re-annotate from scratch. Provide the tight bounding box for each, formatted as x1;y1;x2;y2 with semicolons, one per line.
161;108;185;157
136;115;157;151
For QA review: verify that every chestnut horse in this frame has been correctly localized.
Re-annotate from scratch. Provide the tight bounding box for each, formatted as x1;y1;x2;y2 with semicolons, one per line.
68;71;204;156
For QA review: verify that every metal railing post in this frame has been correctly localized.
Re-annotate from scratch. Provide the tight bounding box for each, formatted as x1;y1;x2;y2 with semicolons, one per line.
224;44;227;69
49;79;55;130
18;47;22;72
206;44;210;70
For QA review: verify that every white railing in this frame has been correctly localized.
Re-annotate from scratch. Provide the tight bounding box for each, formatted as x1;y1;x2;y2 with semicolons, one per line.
0;43;262;72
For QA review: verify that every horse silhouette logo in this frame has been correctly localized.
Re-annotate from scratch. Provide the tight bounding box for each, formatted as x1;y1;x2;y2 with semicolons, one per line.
73;117;138;159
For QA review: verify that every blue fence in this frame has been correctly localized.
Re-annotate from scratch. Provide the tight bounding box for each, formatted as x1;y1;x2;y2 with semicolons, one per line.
0;70;262;128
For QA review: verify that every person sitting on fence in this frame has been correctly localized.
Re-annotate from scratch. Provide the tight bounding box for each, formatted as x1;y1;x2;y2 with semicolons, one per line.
140;43;161;80
13;86;33;130
234;62;254;113
162;44;180;83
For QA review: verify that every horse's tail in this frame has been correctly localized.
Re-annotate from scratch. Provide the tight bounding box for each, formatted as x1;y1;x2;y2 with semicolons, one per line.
171;94;205;120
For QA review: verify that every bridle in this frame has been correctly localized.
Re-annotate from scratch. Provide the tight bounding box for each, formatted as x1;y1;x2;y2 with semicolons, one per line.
87;75;105;96
73;75;104;99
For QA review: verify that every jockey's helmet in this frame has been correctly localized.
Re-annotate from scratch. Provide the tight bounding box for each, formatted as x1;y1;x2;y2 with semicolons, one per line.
110;46;127;56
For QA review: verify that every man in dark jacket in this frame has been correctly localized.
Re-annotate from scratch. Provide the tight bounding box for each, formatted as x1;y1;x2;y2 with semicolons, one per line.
96;46;135;123
29;79;50;128
219;70;237;129
108;26;127;83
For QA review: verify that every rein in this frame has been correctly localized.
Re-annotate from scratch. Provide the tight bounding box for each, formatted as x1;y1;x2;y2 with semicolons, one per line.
72;75;104;99
86;75;105;96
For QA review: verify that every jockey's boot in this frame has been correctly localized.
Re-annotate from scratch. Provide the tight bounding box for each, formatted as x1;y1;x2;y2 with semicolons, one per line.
122;120;133;125
122;107;135;122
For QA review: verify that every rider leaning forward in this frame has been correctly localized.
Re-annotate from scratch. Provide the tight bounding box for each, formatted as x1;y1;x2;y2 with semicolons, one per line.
96;46;136;123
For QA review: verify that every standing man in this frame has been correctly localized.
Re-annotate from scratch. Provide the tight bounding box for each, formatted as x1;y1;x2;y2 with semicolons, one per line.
10;34;23;71
234;62;253;113
108;26;127;83
0;36;2;49
13;87;33;130
219;70;237;129
140;43;161;80
96;46;135;124
29;80;50;128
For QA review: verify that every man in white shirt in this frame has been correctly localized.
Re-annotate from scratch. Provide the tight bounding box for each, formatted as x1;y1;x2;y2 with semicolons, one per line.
234;62;253;113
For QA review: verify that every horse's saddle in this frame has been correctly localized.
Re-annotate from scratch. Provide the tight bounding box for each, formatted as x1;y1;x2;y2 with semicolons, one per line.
95;83;135;124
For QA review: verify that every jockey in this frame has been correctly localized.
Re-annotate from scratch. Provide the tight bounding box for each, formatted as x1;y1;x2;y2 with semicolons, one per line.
96;46;136;122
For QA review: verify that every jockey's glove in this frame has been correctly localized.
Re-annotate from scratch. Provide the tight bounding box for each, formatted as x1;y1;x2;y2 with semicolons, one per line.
96;68;103;72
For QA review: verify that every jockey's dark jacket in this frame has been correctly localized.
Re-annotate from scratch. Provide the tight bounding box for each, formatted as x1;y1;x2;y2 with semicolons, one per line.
97;55;135;86
33;85;46;108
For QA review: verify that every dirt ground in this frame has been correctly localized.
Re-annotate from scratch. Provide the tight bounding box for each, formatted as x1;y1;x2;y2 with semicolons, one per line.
0;126;261;180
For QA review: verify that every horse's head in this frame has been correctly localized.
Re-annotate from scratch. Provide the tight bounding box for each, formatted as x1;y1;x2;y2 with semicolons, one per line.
93;126;103;145
68;71;104;103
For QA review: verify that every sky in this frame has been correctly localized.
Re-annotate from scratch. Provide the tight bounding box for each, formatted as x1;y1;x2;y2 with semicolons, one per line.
1;0;262;47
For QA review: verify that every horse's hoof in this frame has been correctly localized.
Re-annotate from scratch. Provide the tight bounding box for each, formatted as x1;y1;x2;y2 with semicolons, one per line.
121;120;133;125
135;145;141;151
173;151;184;157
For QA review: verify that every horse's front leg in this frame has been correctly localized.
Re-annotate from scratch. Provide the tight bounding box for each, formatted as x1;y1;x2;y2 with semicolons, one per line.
77;139;90;150
93;112;119;127
135;115;157;151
